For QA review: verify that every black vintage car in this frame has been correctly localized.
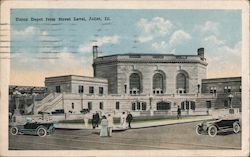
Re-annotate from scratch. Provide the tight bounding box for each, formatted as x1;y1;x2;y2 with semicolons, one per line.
196;118;241;137
10;122;55;137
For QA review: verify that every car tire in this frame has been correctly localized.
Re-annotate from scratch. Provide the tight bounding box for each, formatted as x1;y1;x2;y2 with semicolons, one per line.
37;127;47;137
233;122;240;133
196;125;203;135
10;127;19;135
208;126;217;137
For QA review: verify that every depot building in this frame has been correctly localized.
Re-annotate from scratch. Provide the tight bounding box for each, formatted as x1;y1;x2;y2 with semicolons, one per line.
10;46;241;117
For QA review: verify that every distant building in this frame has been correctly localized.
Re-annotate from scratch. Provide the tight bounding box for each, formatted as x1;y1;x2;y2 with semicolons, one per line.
201;77;241;110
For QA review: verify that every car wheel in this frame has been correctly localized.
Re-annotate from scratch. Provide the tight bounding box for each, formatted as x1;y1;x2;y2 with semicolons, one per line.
196;125;203;135
37;127;47;137
208;126;217;137
233;122;240;133
10;127;18;135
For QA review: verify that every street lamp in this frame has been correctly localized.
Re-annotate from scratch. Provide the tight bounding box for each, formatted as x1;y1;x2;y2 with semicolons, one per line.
228;94;234;108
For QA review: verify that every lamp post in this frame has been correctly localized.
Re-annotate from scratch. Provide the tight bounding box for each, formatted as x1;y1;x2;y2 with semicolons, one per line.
228;94;234;108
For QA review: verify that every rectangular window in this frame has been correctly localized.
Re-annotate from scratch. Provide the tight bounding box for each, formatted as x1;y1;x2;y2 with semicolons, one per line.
210;87;216;94
224;86;231;93
99;87;104;95
72;103;74;109
99;102;103;110
78;85;84;93
116;102;120;110
56;86;61;93
206;101;211;108
88;102;92;110
89;86;94;94
124;85;127;94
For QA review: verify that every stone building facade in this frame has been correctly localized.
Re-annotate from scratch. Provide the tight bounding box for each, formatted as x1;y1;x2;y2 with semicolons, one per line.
93;47;207;95
9;46;242;118
45;75;108;96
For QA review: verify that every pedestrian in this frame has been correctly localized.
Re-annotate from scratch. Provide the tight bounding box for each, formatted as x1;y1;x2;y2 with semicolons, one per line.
107;114;114;137
95;111;100;128
177;106;181;119
92;113;96;129
120;112;127;128
126;112;133;128
100;115;108;137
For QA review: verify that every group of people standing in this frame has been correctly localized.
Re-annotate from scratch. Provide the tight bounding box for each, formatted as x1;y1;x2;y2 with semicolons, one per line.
94;111;133;137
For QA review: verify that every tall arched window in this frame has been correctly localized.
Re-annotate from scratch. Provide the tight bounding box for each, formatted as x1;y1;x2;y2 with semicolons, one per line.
130;73;141;95
176;73;187;93
153;73;164;94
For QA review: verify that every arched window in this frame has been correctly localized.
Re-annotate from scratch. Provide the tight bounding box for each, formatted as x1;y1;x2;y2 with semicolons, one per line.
153;73;164;94
156;101;171;110
176;73;187;93
130;73;141;95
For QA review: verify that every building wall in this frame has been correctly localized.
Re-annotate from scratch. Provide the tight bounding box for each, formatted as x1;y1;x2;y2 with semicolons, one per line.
94;62;117;94
45;75;108;96
201;77;241;110
94;54;207;95
38;93;215;117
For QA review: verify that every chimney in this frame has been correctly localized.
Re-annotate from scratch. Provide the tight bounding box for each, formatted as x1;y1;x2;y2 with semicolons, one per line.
197;48;204;59
93;45;98;59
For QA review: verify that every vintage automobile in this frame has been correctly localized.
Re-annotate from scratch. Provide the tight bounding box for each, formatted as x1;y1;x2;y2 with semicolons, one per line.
196;109;241;137
196;118;240;137
10;122;55;137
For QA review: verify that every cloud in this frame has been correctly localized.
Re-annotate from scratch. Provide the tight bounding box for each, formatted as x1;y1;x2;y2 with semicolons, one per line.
202;34;241;78
151;29;191;52
152;41;168;49
194;21;219;35
137;17;174;43
13;26;48;37
169;30;191;46
78;35;120;53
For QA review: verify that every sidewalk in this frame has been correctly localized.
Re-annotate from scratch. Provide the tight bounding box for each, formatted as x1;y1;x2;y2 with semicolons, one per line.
54;116;213;131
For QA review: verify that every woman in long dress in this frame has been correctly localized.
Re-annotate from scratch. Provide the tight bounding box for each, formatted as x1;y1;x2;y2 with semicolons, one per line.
120;112;127;128
100;116;108;137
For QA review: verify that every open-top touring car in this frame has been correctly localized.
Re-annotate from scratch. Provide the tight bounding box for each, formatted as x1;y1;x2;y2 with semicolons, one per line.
10;122;55;137
195;108;241;137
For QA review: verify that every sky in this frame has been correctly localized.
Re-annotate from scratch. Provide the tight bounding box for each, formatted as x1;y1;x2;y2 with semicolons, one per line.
10;9;242;86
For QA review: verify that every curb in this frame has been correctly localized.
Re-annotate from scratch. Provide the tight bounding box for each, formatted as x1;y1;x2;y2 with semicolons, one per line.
129;118;213;130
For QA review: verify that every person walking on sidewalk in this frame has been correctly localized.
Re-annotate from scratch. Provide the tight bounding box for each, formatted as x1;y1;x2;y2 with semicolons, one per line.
107;114;114;137
177;106;181;119
126;112;133;128
92;113;96;129
120;112;127;128
95;111;100;128
100;115;108;137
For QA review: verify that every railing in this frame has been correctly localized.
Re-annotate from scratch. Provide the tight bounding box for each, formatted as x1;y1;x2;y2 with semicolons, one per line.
40;94;63;112
36;93;62;113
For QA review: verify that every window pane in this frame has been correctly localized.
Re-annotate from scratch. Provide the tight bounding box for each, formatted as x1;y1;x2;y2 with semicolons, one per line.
153;73;163;89
130;73;140;91
176;73;186;92
88;102;92;110
89;86;94;94
116;102;120;110
99;87;103;95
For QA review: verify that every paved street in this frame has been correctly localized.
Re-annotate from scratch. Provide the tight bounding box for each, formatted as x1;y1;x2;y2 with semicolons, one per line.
9;122;241;150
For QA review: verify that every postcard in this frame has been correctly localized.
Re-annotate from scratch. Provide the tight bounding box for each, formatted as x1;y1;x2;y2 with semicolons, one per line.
0;0;249;156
